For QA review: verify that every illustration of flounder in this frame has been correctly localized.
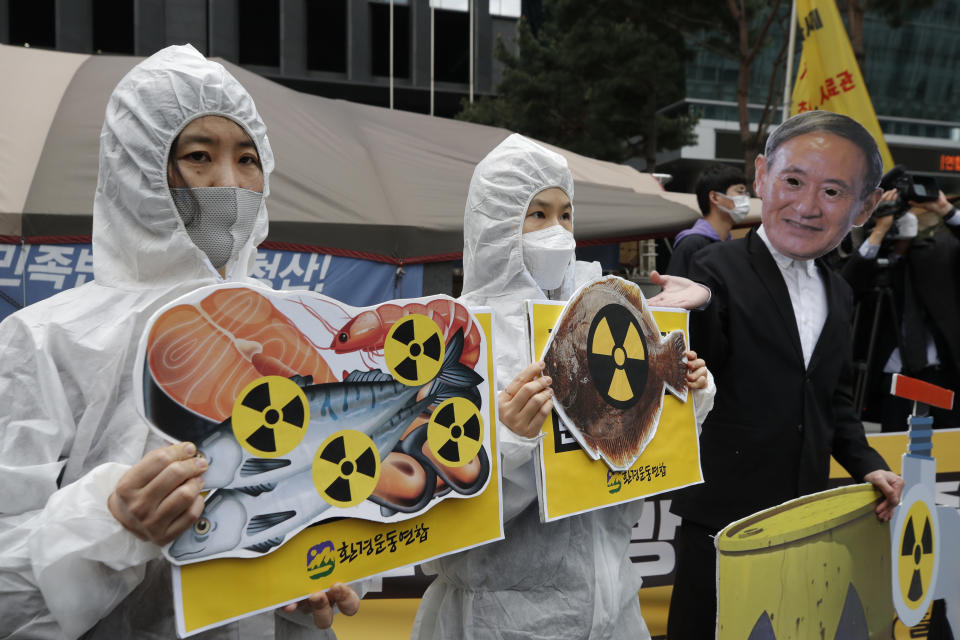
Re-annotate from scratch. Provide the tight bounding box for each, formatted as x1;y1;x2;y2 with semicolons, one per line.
542;276;688;471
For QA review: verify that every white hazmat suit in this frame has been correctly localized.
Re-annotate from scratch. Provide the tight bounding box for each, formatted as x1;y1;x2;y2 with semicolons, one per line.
0;45;337;639
411;134;653;640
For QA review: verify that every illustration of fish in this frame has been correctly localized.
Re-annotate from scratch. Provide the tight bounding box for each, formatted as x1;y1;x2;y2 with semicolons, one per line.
166;330;485;563
542;276;688;471
168;467;332;562
199;329;483;493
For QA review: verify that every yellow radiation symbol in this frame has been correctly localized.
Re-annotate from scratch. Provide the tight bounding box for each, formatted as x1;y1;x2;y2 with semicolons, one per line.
898;499;936;605
312;430;381;508
587;304;648;409
232;376;309;457
427;398;484;467
384;314;445;386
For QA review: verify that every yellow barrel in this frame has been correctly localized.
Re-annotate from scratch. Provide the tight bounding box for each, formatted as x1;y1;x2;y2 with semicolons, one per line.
717;484;893;639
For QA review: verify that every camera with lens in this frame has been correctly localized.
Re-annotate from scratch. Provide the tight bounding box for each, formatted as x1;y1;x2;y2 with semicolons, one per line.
863;165;938;240
873;165;939;219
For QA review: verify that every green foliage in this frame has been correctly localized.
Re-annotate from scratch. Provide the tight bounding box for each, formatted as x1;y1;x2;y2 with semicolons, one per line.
457;0;698;164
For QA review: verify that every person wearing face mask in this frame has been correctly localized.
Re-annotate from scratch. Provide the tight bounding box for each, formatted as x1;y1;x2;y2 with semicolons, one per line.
665;164;750;278
0;45;359;639
410;134;714;640
666;110;903;640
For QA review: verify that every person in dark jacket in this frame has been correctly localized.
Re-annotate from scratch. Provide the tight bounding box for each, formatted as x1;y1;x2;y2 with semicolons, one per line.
665;164;749;277
666;110;904;640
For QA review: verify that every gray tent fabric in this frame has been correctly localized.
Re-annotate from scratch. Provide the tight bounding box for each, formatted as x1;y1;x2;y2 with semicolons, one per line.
4;43;701;263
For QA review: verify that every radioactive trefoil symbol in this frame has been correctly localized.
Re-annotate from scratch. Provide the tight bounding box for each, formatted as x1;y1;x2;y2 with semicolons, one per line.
586;304;649;409
232;376;309;457
427;397;484;467
899;501;935;604
312;430;381;507
384;314;445;386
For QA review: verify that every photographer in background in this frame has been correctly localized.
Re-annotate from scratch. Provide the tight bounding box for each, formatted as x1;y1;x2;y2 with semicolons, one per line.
841;165;960;430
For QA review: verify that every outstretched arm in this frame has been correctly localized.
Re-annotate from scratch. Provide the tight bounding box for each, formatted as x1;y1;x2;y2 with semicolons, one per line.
647;271;711;310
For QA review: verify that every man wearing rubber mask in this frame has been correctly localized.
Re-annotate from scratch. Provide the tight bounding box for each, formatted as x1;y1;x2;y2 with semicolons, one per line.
411;134;713;639
667;110;906;639
0;45;358;638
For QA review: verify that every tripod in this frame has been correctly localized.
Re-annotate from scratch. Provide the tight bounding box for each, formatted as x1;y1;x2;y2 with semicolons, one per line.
850;276;903;419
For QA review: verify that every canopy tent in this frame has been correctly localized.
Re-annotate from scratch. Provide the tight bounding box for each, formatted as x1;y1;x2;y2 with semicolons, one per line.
0;43;702;265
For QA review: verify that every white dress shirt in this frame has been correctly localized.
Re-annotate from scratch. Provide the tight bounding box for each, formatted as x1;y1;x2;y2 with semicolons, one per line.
757;226;827;368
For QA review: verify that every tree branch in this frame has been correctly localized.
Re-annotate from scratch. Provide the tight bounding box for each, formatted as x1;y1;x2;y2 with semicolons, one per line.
746;0;783;65
754;16;791;141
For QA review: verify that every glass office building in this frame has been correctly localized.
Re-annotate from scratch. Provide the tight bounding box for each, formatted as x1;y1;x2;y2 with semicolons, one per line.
1;0;520;118
658;0;960;194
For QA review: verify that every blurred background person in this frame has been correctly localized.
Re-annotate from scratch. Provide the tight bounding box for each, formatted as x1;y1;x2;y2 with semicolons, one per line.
842;167;960;430
665;164;749;277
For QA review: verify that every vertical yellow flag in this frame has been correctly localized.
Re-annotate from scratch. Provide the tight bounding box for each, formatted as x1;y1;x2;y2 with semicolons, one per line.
790;0;894;170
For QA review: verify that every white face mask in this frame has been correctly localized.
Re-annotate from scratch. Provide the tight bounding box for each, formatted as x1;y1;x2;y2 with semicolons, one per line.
522;224;576;291
716;192;751;223
171;186;263;269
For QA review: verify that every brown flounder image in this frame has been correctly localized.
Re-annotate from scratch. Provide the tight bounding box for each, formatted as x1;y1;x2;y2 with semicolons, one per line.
542;276;688;471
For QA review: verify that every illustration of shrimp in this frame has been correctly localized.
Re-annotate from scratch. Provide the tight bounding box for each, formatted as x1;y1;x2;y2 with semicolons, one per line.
296;297;482;370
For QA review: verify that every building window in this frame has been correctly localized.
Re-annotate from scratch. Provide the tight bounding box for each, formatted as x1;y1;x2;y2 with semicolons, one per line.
489;0;520;18
239;0;280;67
434;8;468;83
93;0;134;54
8;0;55;48
307;0;347;73
370;1;410;78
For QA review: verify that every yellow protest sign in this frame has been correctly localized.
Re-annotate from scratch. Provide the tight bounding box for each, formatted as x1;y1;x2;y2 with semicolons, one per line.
790;0;894;171
528;300;702;522
170;309;502;637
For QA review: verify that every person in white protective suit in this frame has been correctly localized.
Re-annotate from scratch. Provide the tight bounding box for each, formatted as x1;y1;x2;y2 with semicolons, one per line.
0;45;360;639
410;133;714;640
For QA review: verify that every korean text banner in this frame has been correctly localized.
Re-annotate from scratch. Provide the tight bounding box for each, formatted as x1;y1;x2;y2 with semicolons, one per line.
790;0;894;170
528;300;702;522
0;243;423;322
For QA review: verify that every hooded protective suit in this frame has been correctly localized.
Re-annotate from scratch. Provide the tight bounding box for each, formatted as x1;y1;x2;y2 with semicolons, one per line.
0;45;335;639
411;134;653;640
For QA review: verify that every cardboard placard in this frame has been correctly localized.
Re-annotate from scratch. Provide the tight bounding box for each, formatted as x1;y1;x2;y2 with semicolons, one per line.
528;300;702;522
132;284;502;636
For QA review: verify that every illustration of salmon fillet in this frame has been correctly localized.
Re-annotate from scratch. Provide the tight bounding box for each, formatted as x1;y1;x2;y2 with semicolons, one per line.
147;304;262;421
148;287;336;422
201;287;336;384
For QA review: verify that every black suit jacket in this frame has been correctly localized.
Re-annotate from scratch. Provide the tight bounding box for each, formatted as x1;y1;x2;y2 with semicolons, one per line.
672;228;888;531
666;233;716;278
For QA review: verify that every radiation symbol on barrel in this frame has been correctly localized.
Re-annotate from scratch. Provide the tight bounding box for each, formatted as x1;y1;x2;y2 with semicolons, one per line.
586;304;648;409
427;398;484;467
231;376;309;457
384;314;445;386
312;430;381;508
891;484;940;627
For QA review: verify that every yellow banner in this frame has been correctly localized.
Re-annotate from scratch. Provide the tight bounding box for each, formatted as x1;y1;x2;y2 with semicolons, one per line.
790;0;894;171
174;311;503;636
528;301;702;522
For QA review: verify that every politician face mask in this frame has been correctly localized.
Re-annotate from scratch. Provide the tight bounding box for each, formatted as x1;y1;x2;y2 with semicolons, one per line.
522;224;576;291
170;186;263;269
